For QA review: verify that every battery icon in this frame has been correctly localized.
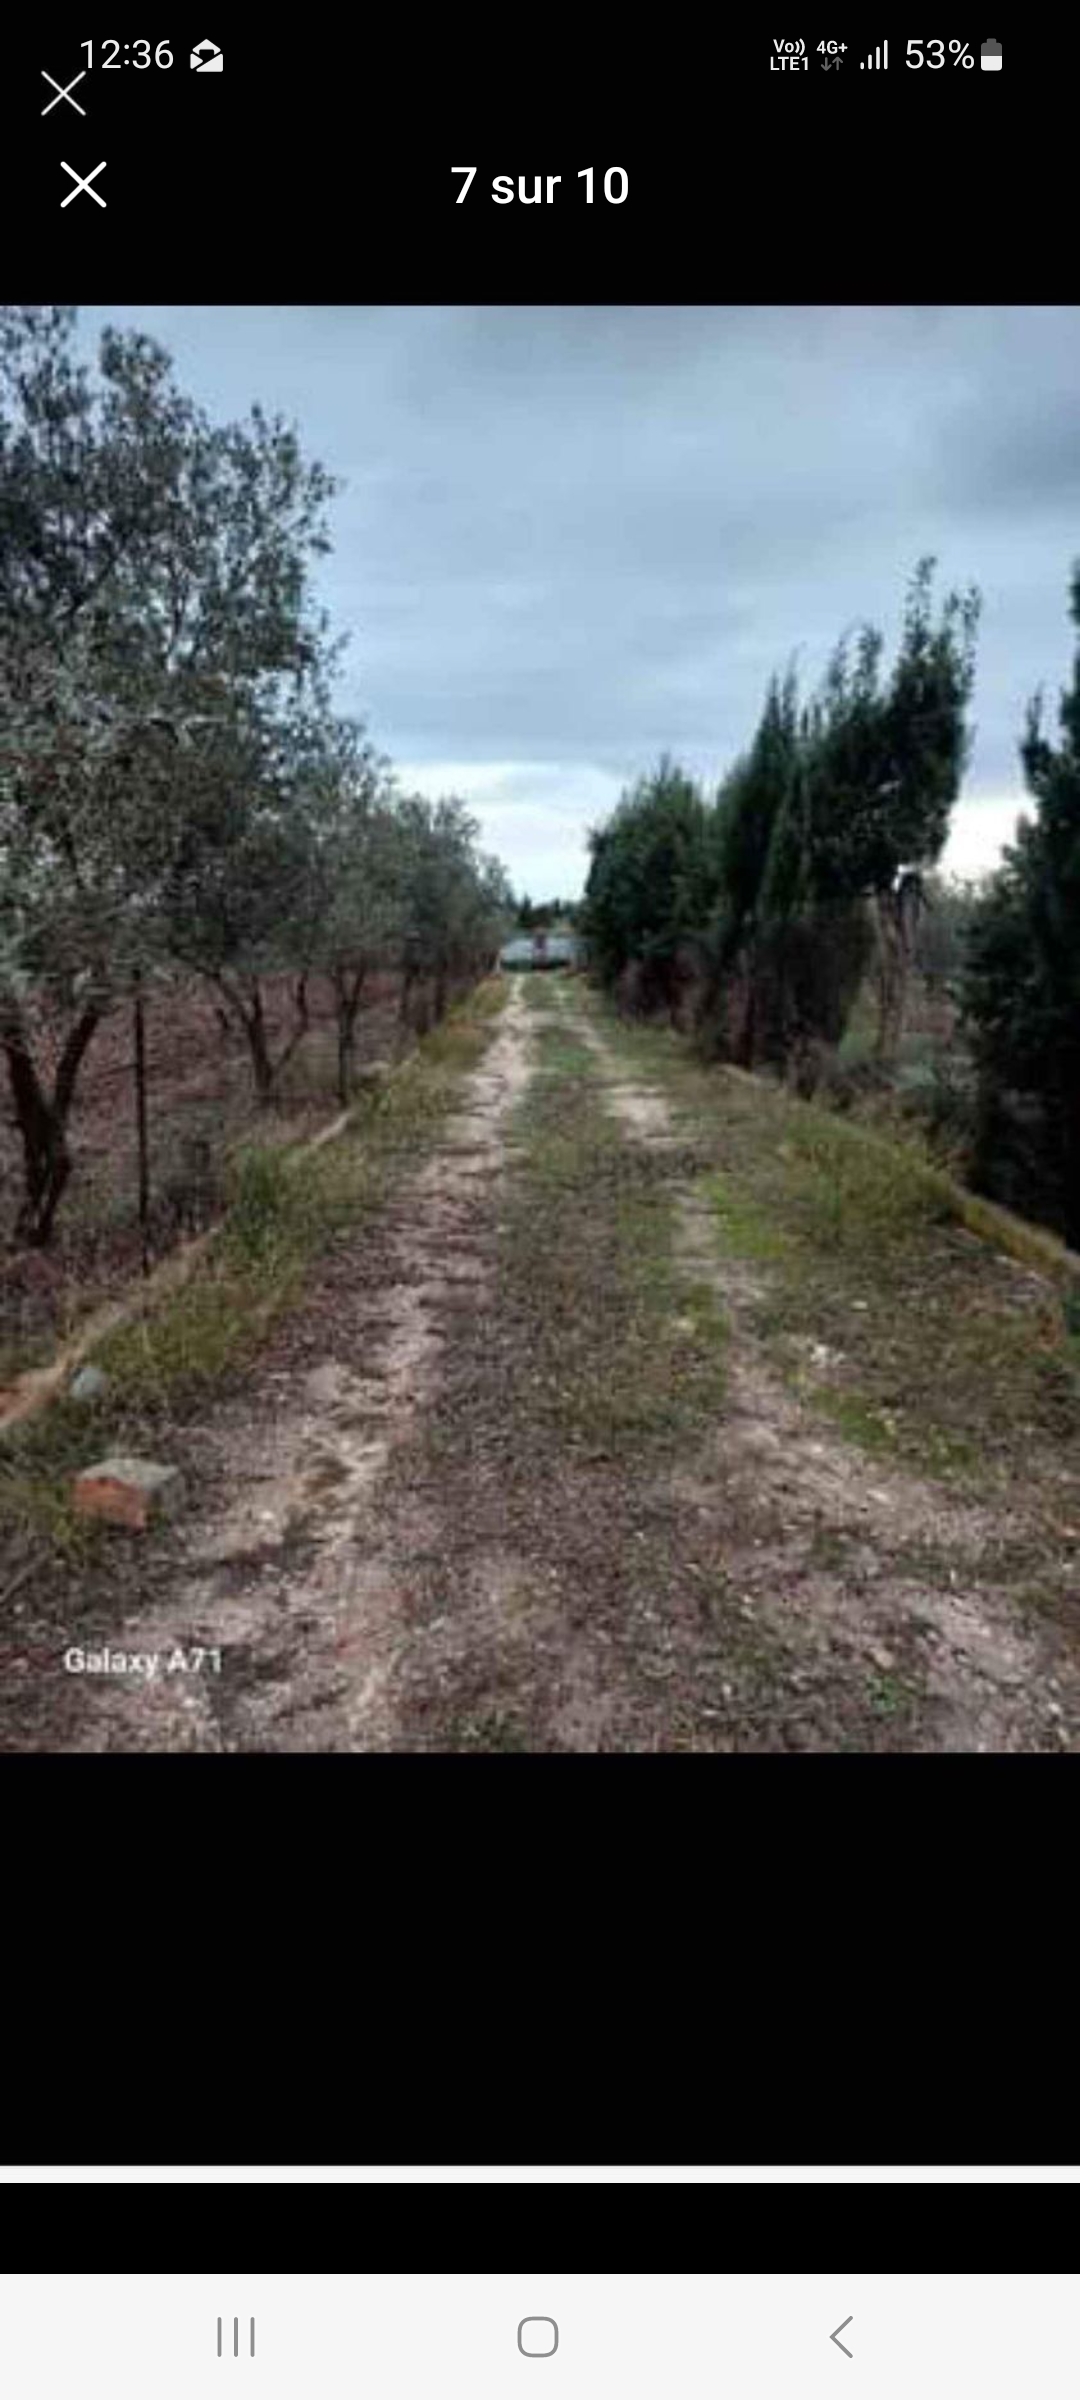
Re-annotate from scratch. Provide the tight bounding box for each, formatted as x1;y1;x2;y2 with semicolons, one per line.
980;38;1002;68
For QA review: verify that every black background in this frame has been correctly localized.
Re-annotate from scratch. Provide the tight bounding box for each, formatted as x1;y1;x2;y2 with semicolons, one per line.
3;26;1076;2180
3;2176;1076;2260
4;1760;1067;2166
8;31;1032;296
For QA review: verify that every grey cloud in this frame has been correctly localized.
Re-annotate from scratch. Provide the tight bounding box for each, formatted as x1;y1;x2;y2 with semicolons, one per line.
76;303;1080;892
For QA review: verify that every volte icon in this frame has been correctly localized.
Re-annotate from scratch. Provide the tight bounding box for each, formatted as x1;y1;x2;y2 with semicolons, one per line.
217;2320;255;2359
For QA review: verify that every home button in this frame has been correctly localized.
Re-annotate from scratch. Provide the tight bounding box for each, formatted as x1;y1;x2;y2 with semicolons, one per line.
518;2321;559;2358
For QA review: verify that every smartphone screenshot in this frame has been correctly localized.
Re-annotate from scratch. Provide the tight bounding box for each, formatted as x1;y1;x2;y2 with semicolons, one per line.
1;31;1075;2176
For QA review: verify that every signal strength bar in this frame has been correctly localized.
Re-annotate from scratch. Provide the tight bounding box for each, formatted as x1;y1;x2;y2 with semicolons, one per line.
859;40;888;66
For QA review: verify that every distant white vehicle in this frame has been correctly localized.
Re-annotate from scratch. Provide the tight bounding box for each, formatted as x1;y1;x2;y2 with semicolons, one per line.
499;931;579;971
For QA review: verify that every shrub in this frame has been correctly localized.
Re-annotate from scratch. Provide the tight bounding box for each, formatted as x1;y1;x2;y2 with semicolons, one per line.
221;1147;293;1264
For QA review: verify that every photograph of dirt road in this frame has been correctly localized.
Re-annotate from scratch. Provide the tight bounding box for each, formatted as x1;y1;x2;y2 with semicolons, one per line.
3;303;1079;1750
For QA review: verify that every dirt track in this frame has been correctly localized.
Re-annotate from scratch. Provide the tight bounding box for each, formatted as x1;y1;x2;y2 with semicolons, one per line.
7;975;1080;1751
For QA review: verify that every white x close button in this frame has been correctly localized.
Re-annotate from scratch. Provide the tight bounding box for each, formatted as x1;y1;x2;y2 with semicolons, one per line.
61;159;106;206
518;2321;559;2358
42;68;88;115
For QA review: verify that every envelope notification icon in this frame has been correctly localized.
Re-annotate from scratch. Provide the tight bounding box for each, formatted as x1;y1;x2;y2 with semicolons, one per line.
191;39;223;68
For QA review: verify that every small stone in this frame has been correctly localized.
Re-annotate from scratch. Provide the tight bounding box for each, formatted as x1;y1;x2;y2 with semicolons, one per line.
69;1364;108;1405
72;1456;182;1531
868;1643;896;1672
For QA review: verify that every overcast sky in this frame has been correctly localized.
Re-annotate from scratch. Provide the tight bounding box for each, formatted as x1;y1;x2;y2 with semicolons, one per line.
79;305;1080;900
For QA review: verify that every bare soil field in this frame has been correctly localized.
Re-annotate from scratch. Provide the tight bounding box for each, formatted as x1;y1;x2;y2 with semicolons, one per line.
0;970;405;1382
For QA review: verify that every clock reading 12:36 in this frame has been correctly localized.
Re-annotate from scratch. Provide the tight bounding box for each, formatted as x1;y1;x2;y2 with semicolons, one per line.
80;40;176;65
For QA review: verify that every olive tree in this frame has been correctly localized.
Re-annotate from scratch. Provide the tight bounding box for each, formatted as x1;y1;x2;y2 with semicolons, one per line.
292;716;408;1103
395;795;510;1029
155;702;329;1103
0;305;337;1236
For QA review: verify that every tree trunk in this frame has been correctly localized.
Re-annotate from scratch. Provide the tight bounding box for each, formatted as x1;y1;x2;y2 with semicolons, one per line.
874;886;916;1068
2;997;103;1247
211;973;308;1106
243;979;276;1105
1056;1068;1080;1252
333;967;366;1107
738;936;758;1068
133;971;151;1276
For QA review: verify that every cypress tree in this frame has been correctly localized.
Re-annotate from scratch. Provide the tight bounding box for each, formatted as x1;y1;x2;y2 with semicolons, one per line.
964;567;1080;1242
